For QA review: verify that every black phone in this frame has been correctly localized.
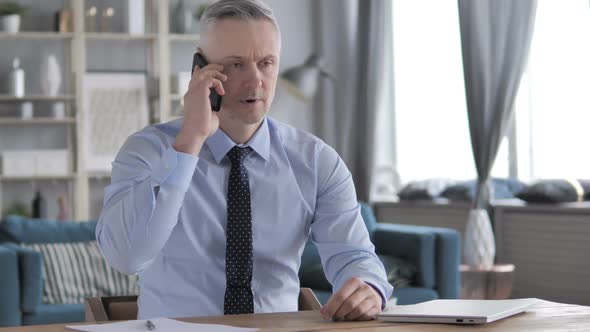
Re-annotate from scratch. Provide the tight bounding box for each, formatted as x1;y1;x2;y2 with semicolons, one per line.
192;52;222;112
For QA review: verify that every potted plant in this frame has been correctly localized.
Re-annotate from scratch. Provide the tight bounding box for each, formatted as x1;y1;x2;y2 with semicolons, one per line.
0;2;27;33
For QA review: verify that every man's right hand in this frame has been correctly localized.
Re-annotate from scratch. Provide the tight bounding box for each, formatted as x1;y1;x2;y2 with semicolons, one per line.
173;63;227;156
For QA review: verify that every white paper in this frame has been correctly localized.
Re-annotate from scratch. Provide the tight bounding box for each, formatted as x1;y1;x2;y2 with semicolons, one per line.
66;318;258;332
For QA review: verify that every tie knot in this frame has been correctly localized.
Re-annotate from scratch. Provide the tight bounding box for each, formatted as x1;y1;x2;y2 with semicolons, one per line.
227;146;252;165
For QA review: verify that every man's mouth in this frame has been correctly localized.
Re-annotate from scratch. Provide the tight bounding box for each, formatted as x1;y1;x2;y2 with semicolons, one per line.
240;98;261;104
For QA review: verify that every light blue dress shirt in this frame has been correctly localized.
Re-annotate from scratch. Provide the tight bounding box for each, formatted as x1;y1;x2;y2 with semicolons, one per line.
96;116;393;319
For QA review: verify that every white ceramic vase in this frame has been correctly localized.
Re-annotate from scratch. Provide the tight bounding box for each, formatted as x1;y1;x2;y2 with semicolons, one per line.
40;54;62;96
1;14;20;33
464;209;496;269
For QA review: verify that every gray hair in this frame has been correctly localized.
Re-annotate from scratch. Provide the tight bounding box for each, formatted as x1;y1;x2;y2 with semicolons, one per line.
200;0;279;35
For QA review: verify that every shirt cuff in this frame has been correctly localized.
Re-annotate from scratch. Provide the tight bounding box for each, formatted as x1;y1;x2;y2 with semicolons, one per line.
363;280;388;310
151;146;198;190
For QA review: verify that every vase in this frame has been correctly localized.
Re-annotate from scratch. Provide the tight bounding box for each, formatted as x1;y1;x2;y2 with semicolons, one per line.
40;54;62;96
463;209;496;269
1;14;20;33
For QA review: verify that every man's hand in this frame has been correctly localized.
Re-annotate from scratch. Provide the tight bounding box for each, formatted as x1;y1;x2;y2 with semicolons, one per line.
320;277;383;321
173;63;227;156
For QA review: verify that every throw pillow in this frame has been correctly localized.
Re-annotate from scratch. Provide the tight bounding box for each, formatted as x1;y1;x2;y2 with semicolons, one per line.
22;241;139;304
398;178;457;201
516;179;590;203
441;178;525;202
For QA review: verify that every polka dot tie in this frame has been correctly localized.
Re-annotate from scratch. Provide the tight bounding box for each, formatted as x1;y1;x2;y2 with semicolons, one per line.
224;146;254;315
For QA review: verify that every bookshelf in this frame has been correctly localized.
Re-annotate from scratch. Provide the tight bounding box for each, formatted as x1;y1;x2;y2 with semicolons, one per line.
0;0;201;220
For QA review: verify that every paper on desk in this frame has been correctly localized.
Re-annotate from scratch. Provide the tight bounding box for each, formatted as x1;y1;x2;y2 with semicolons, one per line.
66;318;258;332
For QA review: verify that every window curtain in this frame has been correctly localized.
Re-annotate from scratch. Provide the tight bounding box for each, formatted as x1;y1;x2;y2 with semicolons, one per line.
458;0;538;268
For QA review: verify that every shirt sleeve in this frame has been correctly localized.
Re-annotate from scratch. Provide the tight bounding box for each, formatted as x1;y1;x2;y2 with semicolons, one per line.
310;144;393;308
96;128;198;275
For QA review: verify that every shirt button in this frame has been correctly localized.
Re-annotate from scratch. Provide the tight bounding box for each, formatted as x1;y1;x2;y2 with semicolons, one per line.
165;164;170;169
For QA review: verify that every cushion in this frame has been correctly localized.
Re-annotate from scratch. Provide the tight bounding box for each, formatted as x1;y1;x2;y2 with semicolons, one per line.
22;241;139;305
0;216;96;244
516;179;590;203
441;178;525;202
299;254;415;291
398;178;457;201
379;254;415;288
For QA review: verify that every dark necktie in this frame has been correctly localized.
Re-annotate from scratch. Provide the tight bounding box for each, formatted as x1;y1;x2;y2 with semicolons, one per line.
224;146;254;315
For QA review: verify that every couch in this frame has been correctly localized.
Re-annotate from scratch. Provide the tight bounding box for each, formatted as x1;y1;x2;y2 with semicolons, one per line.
299;202;461;305
0;217;96;326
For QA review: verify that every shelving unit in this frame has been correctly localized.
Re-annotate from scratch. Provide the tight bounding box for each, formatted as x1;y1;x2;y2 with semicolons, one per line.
0;117;76;125
0;32;74;40
0;0;202;220
0;95;76;102
0;174;78;182
169;33;201;42
84;32;158;41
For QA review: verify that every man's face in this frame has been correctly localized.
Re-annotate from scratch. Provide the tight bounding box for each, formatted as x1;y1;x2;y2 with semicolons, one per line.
201;19;281;126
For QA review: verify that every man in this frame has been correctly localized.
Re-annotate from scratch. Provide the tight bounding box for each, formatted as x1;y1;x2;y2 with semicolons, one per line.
97;0;392;322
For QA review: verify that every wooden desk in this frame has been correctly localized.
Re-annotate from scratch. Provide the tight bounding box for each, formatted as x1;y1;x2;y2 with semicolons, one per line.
1;300;589;331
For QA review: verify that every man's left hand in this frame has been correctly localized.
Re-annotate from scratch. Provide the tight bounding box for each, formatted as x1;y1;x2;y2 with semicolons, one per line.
320;277;383;321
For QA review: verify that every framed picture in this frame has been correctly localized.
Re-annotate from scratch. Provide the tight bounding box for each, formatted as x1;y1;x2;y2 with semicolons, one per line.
82;73;149;173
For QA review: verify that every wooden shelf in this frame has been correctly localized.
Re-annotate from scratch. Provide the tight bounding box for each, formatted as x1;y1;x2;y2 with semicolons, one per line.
87;171;111;179
0;117;75;125
0;174;77;181
0;32;74;40
169;34;201;42
170;94;183;101
0;95;75;102
85;33;157;41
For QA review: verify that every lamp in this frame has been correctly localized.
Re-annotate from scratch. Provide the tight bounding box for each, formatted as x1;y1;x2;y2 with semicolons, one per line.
280;54;334;101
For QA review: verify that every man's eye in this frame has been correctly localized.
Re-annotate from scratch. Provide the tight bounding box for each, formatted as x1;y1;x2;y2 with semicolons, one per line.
261;61;273;67
231;63;242;68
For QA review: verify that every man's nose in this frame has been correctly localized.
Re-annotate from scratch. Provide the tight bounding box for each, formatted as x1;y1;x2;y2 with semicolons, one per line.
243;64;263;89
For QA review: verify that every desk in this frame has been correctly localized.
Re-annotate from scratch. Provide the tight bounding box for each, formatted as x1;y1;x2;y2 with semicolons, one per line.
1;300;589;331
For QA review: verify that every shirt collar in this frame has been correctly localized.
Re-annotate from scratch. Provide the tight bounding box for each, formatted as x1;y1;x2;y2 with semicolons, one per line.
206;117;270;164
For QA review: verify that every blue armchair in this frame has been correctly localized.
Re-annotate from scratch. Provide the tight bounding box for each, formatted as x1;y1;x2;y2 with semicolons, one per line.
0;244;20;326
299;202;461;305
0;216;96;327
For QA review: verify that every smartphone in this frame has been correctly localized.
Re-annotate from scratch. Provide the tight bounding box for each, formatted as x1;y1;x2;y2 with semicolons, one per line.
192;52;222;112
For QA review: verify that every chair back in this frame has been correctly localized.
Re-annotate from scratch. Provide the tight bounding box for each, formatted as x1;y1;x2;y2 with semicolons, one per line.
85;295;138;322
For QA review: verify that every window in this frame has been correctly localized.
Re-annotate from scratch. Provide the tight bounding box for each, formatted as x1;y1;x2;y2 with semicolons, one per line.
390;0;509;184
514;0;590;180
373;0;589;199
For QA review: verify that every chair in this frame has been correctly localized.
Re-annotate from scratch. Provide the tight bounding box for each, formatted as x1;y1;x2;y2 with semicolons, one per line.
85;288;321;322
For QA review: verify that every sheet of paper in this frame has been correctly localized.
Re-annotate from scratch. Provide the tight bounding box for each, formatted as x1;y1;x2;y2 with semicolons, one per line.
66;318;258;332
